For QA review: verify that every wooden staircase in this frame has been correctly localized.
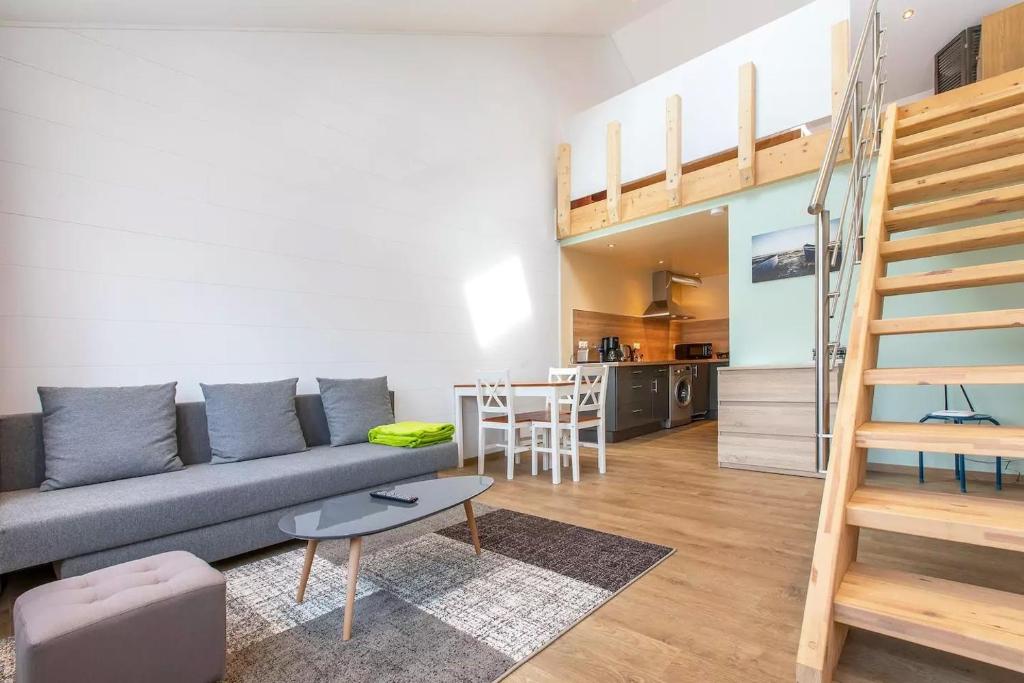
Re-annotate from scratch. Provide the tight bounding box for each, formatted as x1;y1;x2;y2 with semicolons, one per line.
796;68;1024;682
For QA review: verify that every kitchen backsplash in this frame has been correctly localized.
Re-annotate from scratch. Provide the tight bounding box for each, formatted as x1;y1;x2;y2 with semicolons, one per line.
571;309;729;362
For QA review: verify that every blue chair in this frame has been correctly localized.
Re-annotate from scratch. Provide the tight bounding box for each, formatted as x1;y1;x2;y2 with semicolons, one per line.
917;385;1001;493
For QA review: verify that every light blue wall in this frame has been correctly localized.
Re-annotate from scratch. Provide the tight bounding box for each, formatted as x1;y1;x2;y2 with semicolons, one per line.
726;171;1024;474
561;167;1024;476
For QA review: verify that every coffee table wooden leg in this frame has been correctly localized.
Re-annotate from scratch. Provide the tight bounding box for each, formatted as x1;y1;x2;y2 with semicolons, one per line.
342;536;363;641
296;539;319;603
464;500;481;555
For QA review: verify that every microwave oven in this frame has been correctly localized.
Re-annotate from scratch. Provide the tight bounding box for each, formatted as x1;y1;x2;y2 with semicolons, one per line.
675;342;713;360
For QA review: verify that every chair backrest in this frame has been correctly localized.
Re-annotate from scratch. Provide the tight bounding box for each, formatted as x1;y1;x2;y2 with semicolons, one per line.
578;365;609;417
475;370;513;418
548;367;580;408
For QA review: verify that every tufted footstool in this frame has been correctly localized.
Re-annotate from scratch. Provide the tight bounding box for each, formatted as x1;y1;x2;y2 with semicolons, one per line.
13;551;226;683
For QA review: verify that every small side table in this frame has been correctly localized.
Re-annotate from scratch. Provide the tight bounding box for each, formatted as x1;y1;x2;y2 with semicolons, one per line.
918;410;1002;493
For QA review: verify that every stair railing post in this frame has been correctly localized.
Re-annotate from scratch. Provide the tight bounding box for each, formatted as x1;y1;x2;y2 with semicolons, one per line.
872;10;883;148
852;81;864;262
816;209;832;472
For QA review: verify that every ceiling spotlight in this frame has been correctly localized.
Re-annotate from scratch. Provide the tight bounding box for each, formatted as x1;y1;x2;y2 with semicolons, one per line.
902;8;915;20
608;243;616;248
658;259;665;265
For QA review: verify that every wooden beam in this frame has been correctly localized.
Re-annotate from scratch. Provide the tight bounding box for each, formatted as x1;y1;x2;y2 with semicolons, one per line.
556;143;571;238
666;94;682;207
831;20;851;121
569;128;800;211
568;128;827;234
738;63;756;188
832;20;851;154
606;121;622;224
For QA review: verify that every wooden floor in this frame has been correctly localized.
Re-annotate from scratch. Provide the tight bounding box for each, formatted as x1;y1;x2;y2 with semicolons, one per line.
459;421;1024;683
2;421;1022;681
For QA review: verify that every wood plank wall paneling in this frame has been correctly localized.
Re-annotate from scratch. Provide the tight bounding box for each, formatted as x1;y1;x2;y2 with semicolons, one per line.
0;28;632;415
981;2;1024;80
572;310;729;361
669;318;729;355
573;309;671;360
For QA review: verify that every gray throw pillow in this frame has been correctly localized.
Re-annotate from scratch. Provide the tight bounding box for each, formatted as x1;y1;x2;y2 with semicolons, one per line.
200;378;307;464
317;377;394;446
37;383;183;492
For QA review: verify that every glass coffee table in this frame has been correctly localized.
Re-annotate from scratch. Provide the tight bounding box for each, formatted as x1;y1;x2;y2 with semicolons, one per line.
278;475;494;640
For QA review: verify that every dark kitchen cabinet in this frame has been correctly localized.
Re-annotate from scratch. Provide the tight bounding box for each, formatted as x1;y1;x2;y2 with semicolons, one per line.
691;362;710;417
652;365;669;423
599;364;668;441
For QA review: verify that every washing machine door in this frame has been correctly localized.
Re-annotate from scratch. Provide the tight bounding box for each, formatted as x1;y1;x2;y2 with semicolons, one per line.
673;375;692;407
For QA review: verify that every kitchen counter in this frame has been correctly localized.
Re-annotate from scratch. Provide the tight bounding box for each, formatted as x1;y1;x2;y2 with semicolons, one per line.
718;363;816;371
581;359;729;367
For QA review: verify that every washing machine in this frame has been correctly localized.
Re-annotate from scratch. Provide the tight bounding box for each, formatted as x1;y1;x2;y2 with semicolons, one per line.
665;364;694;428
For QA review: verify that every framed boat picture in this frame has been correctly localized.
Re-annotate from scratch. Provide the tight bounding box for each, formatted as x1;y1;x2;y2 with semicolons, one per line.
751;219;842;283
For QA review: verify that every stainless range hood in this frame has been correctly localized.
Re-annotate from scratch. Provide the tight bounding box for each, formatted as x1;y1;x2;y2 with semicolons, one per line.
641;270;702;319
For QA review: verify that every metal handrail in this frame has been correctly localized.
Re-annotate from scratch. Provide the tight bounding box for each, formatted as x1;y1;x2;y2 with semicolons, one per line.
809;0;881;215
808;1;886;473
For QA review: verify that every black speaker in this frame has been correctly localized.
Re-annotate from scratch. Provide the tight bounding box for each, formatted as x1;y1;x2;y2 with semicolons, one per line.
934;25;981;94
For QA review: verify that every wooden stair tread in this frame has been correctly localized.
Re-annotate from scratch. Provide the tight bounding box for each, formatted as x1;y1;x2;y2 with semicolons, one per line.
875;260;1024;295
884;183;1024;232
847;484;1024;552
891;127;1024;182
893;102;1024;158
879;218;1024;261
855;421;1024;457
863;365;1024;386
834;562;1024;673
888;153;1024;206
897;81;1024;137
870;308;1024;335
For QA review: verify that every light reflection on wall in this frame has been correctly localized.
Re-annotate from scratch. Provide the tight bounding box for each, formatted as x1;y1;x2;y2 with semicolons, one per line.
463;256;533;348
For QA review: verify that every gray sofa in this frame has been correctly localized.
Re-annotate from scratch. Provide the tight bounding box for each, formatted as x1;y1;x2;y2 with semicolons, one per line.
0;393;458;579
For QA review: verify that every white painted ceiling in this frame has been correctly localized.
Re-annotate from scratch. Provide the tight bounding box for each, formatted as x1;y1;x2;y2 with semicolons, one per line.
0;0;671;35
853;0;1013;102
564;210;730;277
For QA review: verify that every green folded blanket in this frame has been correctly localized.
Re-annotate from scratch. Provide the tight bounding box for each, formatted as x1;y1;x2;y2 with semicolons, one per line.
368;421;455;448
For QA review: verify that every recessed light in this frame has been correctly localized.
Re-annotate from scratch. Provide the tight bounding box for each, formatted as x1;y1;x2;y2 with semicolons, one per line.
902;8;915;20
608;243;615;248
658;259;665;265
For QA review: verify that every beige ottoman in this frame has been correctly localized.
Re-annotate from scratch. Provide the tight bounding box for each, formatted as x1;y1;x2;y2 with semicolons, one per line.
14;551;226;683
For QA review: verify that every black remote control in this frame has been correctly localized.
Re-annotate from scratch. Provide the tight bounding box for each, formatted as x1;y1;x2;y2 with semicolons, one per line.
370;489;418;504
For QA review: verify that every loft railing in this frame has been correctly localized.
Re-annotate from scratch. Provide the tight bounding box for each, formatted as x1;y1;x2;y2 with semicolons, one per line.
807;0;887;473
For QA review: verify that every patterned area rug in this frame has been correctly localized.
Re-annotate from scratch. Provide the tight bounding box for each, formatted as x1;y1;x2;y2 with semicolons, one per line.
0;506;672;683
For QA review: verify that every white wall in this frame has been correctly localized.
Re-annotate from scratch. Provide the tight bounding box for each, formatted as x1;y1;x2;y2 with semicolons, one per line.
0;27;631;418
567;0;848;197
612;0;814;84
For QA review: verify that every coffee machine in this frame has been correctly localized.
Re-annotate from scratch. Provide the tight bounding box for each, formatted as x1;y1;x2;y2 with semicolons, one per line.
599;336;624;362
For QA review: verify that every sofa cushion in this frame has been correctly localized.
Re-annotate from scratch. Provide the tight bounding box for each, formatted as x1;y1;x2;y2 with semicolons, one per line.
200;378;307;464
37;383;182;492
0;441;458;574
317;377;395;446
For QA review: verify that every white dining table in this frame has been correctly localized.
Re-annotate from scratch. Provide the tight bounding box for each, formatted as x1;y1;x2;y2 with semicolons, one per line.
452;381;575;484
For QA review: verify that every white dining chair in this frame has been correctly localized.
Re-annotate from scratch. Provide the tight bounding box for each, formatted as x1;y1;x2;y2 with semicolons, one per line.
475;370;533;480
530;365;609;482
525;367;578;476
